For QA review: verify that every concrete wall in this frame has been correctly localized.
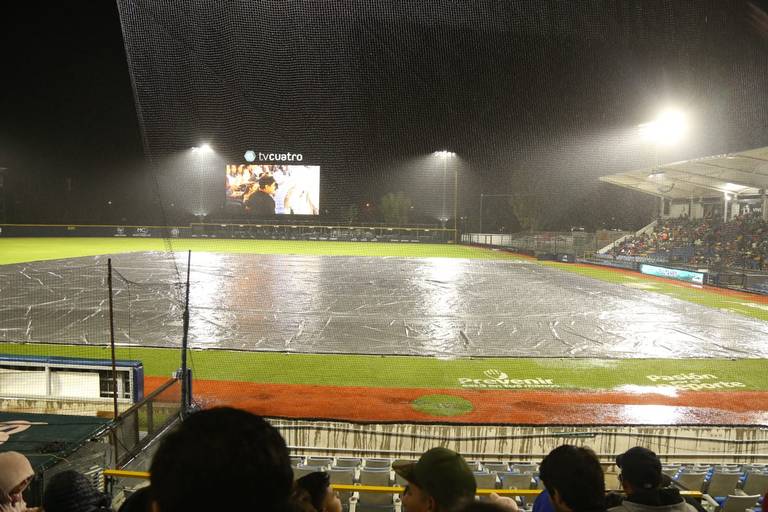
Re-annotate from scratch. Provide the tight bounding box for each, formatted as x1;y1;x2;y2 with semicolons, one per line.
0;397;132;416
272;418;768;464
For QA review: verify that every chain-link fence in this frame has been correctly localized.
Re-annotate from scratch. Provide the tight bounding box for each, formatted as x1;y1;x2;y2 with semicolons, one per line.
462;231;629;259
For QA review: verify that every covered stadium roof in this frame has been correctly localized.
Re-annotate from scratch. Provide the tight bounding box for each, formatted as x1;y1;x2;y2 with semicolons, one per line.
600;146;768;200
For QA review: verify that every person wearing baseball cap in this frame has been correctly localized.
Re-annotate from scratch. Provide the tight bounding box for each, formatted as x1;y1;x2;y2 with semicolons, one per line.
609;447;697;512
394;447;477;512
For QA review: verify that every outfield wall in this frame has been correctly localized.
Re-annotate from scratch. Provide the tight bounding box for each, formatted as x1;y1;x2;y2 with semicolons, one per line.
0;223;453;243
461;231;627;258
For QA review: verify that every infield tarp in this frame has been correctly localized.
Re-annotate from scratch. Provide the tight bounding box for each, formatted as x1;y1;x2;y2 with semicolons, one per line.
1;252;767;359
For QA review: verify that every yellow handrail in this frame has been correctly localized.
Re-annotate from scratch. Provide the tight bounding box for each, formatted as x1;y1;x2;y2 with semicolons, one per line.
101;471;701;499
103;469;150;479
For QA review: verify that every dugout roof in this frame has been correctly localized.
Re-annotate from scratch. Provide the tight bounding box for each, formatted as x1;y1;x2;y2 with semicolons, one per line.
599;146;768;200
0;411;110;471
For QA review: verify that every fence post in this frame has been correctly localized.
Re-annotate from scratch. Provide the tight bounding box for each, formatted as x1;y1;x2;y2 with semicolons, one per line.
107;259;119;420
180;250;191;413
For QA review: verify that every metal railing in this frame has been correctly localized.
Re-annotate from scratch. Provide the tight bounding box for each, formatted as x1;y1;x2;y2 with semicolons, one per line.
109;377;183;467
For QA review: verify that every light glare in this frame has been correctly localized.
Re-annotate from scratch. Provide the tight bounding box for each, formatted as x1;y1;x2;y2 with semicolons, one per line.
638;109;687;146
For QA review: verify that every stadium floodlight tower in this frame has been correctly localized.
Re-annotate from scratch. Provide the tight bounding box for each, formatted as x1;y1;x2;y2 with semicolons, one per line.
190;143;215;219
638;108;687;146
192;143;213;153
638;108;687;218
435;150;456;240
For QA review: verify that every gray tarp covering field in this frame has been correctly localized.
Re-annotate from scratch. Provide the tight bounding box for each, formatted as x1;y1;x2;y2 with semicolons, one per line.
1;252;767;359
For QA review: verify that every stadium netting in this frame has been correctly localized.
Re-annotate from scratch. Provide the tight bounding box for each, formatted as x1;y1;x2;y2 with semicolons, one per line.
5;1;768;427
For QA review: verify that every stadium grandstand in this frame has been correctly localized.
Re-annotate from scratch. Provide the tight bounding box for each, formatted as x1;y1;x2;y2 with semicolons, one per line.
2;1;768;512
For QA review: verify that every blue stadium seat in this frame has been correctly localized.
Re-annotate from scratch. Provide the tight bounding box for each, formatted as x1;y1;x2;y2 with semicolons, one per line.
742;472;768;497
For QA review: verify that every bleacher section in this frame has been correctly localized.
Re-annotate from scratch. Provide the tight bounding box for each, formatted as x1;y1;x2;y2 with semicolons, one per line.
280;457;768;512
105;455;768;512
606;213;768;272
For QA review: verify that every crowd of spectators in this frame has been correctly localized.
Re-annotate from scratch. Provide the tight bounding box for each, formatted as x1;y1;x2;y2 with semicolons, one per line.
610;212;768;271
5;407;763;512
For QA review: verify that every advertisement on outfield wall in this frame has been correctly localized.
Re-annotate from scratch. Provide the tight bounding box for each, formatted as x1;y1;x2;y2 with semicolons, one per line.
640;264;704;284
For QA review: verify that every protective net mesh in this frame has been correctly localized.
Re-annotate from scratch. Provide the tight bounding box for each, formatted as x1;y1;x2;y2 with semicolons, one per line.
3;1;768;425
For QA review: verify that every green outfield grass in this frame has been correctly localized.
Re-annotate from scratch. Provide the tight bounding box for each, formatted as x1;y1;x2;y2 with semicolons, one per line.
0;237;517;266
1;342;765;391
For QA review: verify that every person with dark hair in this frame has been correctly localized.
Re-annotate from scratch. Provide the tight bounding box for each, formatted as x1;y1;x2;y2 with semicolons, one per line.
539;445;606;512
244;174;278;217
149;407;294;512
608;448;697;512
117;487;151;512
393;447;476;512
292;472;341;512
42;470;112;512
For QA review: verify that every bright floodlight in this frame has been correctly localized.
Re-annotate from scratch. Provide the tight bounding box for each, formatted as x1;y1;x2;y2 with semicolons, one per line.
192;143;213;153
435;150;455;157
638;109;687;145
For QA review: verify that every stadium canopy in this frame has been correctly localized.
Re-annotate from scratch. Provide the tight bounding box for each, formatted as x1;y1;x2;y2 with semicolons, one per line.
599;146;768;200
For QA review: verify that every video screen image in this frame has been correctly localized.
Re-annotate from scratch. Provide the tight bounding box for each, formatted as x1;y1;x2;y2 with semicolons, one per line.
226;164;320;216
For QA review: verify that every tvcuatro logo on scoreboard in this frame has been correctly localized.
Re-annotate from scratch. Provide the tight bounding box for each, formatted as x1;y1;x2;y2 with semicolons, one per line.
458;369;558;389
249;151;303;162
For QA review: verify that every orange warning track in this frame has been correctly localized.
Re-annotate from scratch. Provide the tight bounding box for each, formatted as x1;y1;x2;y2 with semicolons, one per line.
147;377;768;425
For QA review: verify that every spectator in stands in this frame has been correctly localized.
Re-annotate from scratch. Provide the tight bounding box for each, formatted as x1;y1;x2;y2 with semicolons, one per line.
608;447;697;512
459;501;520;512
394;447;477;512
539;445;606;512
0;451;35;512
42;470;113;512
292;472;341;512
149;407;294;512
532;490;555;512
117;486;151;512
487;493;520;512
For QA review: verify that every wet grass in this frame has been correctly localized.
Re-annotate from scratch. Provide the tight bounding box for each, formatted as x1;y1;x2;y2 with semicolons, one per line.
0;237;520;266
1;343;766;391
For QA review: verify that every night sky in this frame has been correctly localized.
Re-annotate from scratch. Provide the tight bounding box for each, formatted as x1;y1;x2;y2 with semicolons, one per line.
3;1;768;230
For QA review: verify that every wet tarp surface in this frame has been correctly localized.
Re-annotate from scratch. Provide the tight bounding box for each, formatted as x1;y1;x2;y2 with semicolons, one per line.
1;252;767;359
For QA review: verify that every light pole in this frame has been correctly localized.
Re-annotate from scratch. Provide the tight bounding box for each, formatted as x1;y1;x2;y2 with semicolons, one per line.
442;155;447;227
0;167;6;224
191;143;214;220
637;108;687;220
435;150;456;240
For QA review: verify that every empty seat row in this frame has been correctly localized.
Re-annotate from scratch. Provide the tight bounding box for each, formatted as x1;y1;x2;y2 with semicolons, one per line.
672;471;768;499
290;456;539;474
